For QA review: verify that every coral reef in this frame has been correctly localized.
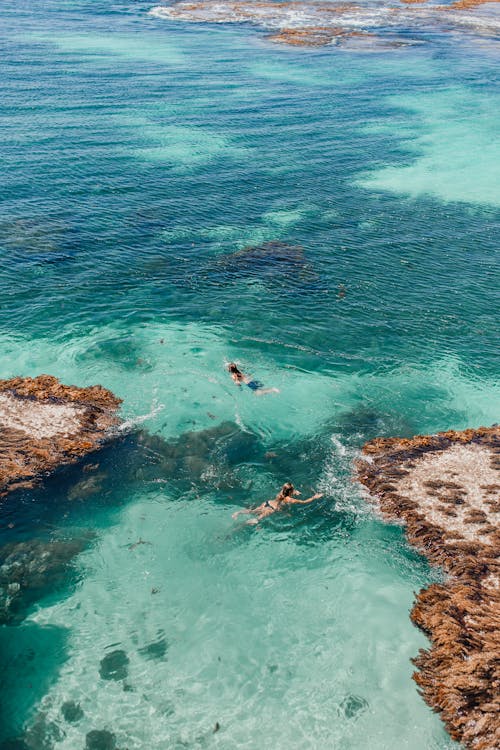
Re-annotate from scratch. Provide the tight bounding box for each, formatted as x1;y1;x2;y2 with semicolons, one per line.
85;730;116;750
0;375;121;496
356;425;500;750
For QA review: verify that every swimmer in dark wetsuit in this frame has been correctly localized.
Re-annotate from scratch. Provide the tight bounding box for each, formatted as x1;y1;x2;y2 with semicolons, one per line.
227;363;279;395
232;482;323;523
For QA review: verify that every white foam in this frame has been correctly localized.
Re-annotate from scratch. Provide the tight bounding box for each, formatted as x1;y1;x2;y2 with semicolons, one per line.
0;392;83;438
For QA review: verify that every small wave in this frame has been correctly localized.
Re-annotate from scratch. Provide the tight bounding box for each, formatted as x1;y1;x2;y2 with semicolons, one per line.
114;401;165;434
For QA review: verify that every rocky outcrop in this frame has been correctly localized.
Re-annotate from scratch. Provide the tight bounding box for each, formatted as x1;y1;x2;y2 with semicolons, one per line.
0;376;121;497
150;0;500;46
267;27;371;46
356;425;500;750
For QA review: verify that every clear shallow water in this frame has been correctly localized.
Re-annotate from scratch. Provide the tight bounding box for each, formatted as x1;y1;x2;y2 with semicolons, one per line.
0;0;498;747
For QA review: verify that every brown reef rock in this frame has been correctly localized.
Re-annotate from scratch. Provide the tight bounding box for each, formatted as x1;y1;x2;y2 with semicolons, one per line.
0;375;121;496
267;26;371;46
356;425;500;750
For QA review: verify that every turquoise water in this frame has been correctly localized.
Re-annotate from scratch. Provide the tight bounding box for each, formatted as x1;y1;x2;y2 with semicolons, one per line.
0;0;499;747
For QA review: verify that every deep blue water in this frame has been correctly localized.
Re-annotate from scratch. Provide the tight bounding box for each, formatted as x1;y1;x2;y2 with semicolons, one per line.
0;0;498;747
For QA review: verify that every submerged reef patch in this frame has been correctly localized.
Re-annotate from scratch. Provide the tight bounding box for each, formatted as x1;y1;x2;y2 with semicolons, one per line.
0;376;121;497
0;536;91;625
356;425;500;750
131;419;261;489
85;730;117;750
204;240;319;288
212;240;309;277
99;650;129;681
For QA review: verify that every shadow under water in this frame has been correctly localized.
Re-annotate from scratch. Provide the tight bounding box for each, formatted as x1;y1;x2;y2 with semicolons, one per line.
0;536;93;626
191;240;320;291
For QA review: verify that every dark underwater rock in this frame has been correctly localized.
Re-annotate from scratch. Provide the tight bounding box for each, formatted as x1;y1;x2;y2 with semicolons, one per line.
76;335;152;373
61;700;84;723
0;740;30;750
226;240;305;267
0;419;261;556
67;473;106;501
132;420;260;489
23;712;64;750
85;730;116;750
332;406;415;445
99;649;129;681
338;694;369;719
0;537;90;625
208;241;317;284
138;636;169;661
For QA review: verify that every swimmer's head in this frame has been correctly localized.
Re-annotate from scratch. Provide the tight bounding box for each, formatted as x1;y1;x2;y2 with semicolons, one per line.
228;362;241;374
280;482;295;498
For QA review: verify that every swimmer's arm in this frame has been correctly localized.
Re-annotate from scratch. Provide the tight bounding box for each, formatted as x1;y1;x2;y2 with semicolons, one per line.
288;493;323;505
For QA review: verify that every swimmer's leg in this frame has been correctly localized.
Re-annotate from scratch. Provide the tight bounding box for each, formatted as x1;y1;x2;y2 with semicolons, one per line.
232;509;252;520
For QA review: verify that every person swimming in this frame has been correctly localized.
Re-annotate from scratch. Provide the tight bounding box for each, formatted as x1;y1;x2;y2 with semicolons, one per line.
227;362;279;395
232;482;323;523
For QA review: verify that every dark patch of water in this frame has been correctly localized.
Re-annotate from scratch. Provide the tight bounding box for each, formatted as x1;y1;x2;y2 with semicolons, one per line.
99;649;129;681
0;536;92;625
338;694;369;720
85;730;116;750
138;634;169;661
0;624;68;743
0;421;263;540
61;700;84;723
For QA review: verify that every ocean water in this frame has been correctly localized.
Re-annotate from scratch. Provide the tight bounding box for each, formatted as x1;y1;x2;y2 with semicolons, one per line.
0;0;499;748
